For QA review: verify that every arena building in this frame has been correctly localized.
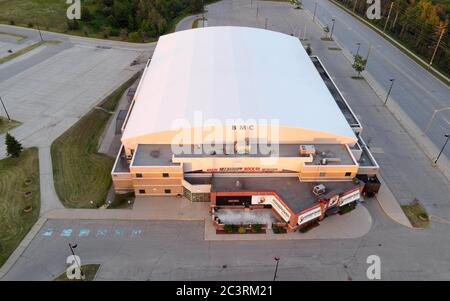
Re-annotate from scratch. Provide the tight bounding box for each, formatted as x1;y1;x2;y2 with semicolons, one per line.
112;26;380;232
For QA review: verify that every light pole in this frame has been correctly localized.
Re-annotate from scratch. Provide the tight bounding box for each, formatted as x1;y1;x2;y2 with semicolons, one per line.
356;42;361;56
429;28;445;66
330;18;336;40
69;243;85;280
313;1;318;22
35;18;44;42
433;134;449;166
384;78;395;105
0;96;11;121
273;257;280;281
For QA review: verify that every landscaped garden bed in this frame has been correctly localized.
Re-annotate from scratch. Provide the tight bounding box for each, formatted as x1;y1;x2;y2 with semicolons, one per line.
272;226;287;234
216;224;266;235
298;220;320;233
339;202;357;215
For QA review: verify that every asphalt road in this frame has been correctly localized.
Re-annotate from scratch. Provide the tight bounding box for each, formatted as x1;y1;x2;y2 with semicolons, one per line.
301;0;450;159
3;200;450;280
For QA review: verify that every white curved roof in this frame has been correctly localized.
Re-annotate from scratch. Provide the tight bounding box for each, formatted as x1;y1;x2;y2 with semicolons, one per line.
122;26;356;144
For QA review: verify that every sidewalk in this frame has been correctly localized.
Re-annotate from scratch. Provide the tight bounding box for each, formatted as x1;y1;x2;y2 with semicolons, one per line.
204;204;372;241
45;197;210;221
375;176;412;228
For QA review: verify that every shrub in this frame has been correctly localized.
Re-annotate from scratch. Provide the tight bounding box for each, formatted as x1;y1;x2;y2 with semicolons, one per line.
238;226;246;234
27;22;34;28
251;224;262;233
224;224;234;233
128;31;142;42
272;226;287;234
9;20;15;25
339;203;356;215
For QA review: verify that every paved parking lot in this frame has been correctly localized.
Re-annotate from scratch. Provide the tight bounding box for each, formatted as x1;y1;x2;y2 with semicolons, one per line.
3;201;450;281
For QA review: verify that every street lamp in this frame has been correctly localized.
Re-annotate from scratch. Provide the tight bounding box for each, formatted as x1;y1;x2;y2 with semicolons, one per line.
69;243;85;280
433;134;450;166
384;78;395;105
330;18;336;40
356;42;361;56
313;1;318;22
273;257;280;281
0;96;11;121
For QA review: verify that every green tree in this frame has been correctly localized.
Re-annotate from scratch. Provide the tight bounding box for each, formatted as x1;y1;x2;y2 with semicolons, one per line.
352;54;367;78
5;133;22;158
190;0;204;13
305;43;312;55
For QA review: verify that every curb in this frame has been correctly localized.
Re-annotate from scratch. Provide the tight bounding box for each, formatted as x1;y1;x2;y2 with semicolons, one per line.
305;3;450;182
374;176;413;229
0;217;47;279
328;0;449;86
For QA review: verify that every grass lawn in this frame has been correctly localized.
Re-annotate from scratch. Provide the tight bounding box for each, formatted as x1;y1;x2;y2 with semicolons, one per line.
108;192;134;209
0;0;68;31
0;148;40;267
0;117;21;134
54;264;100;281
51;73;139;208
402;201;429;228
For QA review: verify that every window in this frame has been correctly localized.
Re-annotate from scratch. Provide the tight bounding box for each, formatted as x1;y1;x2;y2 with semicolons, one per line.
345;172;352;177
162;173;169;178
139;189;145;194
136;173;143;178
319;172;326;177
164;189;171;194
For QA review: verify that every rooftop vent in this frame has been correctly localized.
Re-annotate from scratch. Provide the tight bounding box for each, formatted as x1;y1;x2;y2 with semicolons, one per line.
299;145;316;156
150;149;160;158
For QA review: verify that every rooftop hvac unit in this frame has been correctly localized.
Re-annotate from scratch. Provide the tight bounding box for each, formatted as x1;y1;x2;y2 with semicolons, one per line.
299;145;316;156
321;158;328;165
313;184;327;196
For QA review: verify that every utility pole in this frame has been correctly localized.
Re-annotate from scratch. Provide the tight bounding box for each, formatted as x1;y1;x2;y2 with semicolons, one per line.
433;134;449;166
384;78;395;105
384;1;394;32
273;257;280;281
313;1;318;22
0;96;11;121
35;18;44;42
330;18;336;40
429;27;445;66
256;1;259;18
353;0;358;12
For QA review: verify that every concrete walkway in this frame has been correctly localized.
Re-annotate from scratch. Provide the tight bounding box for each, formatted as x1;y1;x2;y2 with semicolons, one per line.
44;197;210;221
375;176;413;228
